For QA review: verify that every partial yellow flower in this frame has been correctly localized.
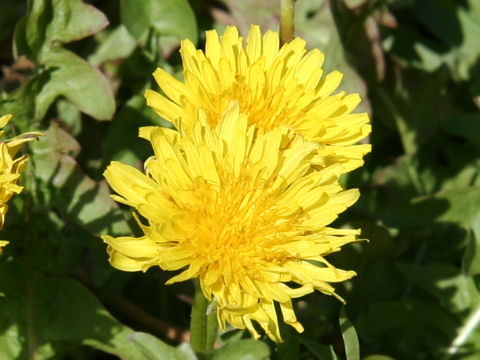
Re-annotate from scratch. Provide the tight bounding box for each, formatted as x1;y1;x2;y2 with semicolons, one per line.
102;102;359;341
0;114;41;247
145;25;371;174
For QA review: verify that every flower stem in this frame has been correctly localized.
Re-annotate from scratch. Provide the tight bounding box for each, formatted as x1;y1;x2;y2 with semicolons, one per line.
190;280;218;353
280;0;297;46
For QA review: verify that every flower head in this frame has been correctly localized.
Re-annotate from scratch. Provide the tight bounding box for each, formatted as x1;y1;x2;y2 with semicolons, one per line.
102;103;359;341
0;114;41;247
145;25;371;174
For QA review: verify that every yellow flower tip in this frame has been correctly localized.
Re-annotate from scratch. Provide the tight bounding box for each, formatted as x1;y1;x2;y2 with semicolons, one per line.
0;114;40;236
0;114;13;128
104;105;360;341
146;25;371;175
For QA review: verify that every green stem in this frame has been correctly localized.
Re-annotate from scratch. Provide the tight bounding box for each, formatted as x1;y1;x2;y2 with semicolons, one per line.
280;0;297;46
190;281;218;353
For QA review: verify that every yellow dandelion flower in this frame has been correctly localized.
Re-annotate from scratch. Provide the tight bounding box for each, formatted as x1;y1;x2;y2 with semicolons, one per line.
0;114;41;247
145;25;371;174
102;102;359;341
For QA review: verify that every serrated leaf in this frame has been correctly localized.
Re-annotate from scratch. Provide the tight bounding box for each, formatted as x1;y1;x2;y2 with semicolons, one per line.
121;0;197;44
380;186;480;228
14;0;108;63
397;263;480;312
339;307;360;360
212;339;270;360
43;48;115;120
386;1;480;80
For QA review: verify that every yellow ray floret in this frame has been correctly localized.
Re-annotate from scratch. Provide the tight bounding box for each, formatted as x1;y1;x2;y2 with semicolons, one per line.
103;102;360;341
0;114;42;247
145;25;371;174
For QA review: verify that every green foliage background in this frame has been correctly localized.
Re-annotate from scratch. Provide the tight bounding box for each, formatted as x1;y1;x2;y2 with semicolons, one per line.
0;0;479;359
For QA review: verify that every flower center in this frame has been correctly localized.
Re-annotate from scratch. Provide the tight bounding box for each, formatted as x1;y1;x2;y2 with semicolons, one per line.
183;164;299;281
206;76;307;133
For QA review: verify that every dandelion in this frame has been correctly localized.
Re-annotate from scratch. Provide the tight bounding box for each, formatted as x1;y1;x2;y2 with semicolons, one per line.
102;102;359;341
145;25;371;174
0;114;41;247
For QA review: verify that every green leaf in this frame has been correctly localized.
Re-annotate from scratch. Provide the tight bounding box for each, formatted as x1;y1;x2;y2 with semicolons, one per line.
0;259;147;359
380;186;480;228
463;220;480;276
385;0;480;80
362;356;396;360
397;263;480;312
339;307;360;360
299;338;338;360
0;71;52;125
442;113;480;150
121;0;197;44
89;25;137;66
56;99;82;136
14;0;108;63
413;0;461;47
31;123;130;236
356;299;459;345
212;340;270;360
129;332;197;360
42;48;115;120
1;48;115;122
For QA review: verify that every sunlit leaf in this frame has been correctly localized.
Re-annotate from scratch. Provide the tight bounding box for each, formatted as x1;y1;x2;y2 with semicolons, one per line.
42;48;115;120
14;0;108;63
463;221;480;276
340;307;360;360
212;340;270;360
121;0;197;45
397;262;480;312
129;332;197;360
380;186;480;228
89;25;137;66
